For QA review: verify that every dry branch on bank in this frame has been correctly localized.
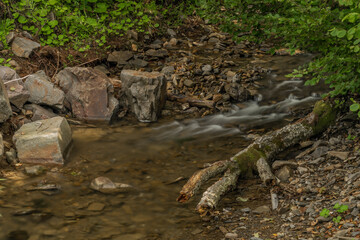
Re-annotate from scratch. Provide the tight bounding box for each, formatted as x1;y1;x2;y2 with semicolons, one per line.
167;93;215;108
178;100;337;214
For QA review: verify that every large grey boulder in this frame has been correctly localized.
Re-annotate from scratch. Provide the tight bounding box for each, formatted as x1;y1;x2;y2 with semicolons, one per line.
120;70;166;122
0;79;12;123
11;37;40;58
13;117;72;165
0;66;30;108
55;67;119;121
25;70;65;110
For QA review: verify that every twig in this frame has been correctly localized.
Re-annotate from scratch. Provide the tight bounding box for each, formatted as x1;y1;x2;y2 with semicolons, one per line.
75;58;99;67
3;75;30;85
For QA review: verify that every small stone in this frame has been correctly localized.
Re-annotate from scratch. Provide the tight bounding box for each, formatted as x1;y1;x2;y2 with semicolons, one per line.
107;51;133;64
184;79;195;88
241;207;251;213
253;205;271;214
5;148;17;165
225;233;238;239
327;151;349;160
11;37;40;58
272;160;298;170
145;49;169;58
334;229;347;237
21;31;33;39
208;37;220;43
311;146;328;158
127;30;138;41
167;28;176;37
275;166;293;182
168;38;178;46
24;165;46;176
191;229;203;235
6;32;15;44
94;65;110;75
202;64;212;73
182;103;190;110
129;58;149;68
8;60;21;71
161;66;175;75
297;166;308;174
300;141;314;148
329;137;340;146
87;202;105;211
90;176;118;194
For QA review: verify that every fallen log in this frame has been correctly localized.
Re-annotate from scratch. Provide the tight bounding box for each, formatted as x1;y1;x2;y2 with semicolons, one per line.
178;100;337;214
167;93;215;108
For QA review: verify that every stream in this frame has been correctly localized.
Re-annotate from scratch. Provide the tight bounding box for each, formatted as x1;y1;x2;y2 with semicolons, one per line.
0;54;327;240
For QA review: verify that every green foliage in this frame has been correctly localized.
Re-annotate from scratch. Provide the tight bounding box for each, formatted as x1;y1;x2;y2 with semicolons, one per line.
320;203;349;224
0;18;15;48
195;0;360;98
5;0;160;50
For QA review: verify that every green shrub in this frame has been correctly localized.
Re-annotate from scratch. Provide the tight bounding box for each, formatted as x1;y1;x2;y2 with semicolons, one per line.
4;0;160;50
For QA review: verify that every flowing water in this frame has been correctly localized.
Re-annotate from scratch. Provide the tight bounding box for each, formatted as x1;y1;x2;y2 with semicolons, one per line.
0;54;326;240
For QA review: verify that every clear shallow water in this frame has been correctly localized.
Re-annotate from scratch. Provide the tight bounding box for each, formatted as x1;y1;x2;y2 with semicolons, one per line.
0;54;327;240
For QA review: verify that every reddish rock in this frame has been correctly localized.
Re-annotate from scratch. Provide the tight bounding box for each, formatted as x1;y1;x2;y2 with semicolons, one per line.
55;67;119;121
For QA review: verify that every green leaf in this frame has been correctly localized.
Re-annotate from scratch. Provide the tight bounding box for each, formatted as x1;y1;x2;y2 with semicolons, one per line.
18;15;28;24
337;29;347;38
48;20;58;28
354;46;360;53
48;0;58;5
350;103;360;112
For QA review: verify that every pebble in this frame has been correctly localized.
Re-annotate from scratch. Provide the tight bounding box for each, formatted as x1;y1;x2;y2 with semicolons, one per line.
87;202;105;211
225;232;238;239
253;205;271;214
24;165;46;176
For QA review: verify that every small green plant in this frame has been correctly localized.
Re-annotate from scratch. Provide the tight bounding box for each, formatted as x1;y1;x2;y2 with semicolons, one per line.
0;57;12;67
320;208;330;218
333;215;342;224
334;203;348;213
350;98;360;118
347;134;356;141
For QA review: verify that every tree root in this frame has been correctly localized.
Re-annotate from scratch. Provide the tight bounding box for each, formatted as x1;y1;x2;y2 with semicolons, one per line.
177;100;337;214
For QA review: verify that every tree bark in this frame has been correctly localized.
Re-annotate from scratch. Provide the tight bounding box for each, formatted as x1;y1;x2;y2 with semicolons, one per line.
178;100;337;213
